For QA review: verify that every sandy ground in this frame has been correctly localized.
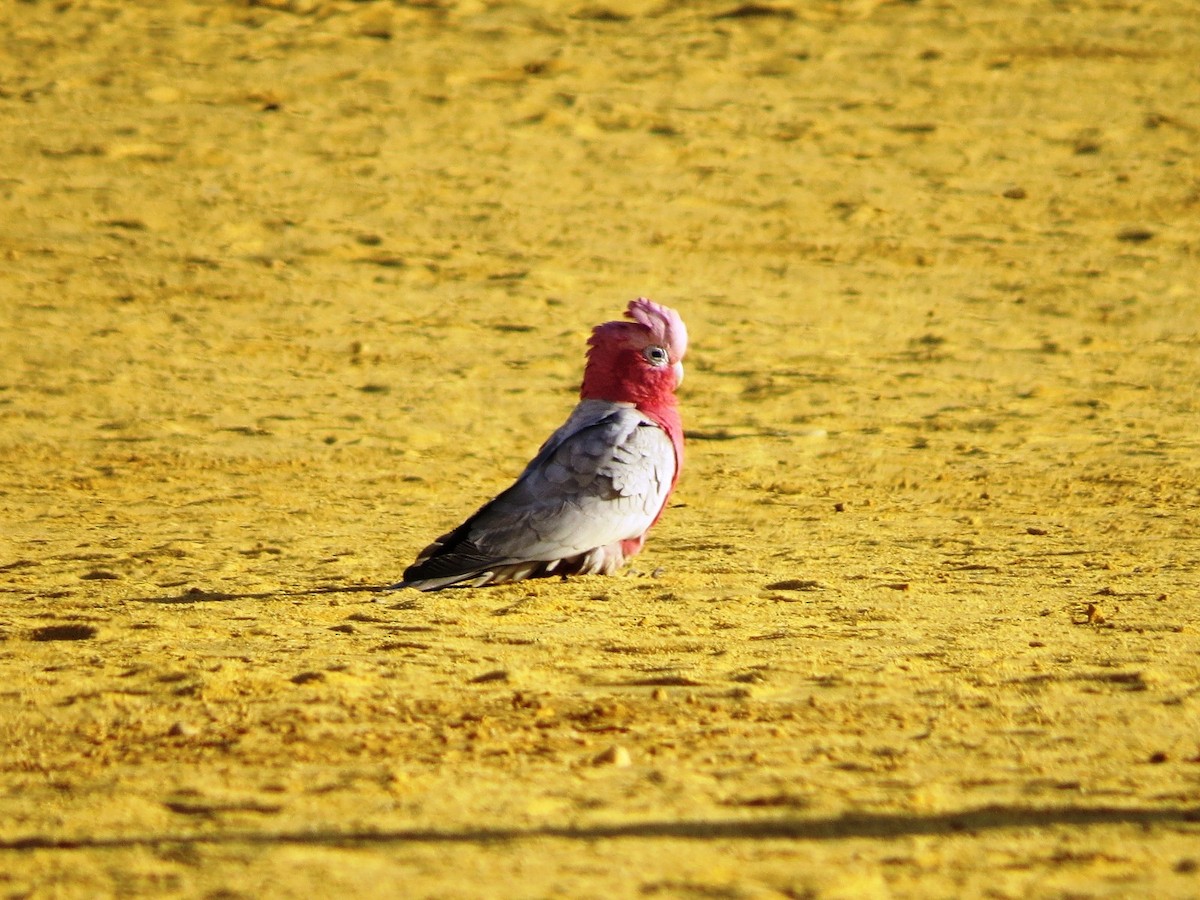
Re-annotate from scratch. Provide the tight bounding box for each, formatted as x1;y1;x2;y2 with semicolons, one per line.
2;0;1199;896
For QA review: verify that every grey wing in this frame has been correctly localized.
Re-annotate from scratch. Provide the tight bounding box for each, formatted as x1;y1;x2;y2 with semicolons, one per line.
468;405;676;562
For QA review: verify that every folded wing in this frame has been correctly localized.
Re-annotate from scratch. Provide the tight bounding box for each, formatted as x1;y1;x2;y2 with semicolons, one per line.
397;400;676;591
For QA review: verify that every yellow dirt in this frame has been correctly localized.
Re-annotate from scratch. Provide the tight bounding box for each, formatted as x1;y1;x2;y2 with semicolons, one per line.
2;1;1199;897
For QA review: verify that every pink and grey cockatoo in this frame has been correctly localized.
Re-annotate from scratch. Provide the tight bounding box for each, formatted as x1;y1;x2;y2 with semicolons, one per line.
394;298;687;592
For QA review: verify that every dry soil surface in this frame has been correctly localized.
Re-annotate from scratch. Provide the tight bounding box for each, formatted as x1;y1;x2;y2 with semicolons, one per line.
2;0;1199;897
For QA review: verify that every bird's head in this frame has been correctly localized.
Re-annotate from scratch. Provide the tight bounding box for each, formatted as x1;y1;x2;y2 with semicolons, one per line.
581;298;687;407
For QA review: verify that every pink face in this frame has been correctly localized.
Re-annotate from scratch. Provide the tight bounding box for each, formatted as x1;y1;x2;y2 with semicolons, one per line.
620;328;684;390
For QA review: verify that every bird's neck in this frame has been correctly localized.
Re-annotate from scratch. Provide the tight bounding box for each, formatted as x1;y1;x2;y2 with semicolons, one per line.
581;382;679;428
580;349;684;478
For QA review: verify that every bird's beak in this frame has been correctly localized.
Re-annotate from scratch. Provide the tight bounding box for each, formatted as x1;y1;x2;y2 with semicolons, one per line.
673;361;684;387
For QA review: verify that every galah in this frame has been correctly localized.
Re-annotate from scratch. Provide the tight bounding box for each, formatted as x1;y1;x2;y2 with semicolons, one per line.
394;298;687;592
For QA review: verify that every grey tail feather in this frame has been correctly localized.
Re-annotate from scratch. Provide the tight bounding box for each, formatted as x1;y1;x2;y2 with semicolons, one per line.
387;566;496;592
393;530;503;591
391;552;613;593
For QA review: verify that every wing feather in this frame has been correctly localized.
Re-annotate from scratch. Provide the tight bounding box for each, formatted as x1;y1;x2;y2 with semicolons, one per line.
398;400;675;588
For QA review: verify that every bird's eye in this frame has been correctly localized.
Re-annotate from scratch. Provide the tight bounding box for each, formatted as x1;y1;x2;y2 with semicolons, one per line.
643;345;669;366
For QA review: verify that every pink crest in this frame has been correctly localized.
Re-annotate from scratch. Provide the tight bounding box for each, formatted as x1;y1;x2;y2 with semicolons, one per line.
623;297;688;362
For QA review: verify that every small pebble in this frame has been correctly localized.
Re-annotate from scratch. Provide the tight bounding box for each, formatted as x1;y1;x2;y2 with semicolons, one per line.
594;745;632;767
1116;226;1154;243
469;669;509;684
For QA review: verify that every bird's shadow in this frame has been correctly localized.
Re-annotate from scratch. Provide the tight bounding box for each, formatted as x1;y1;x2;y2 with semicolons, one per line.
129;584;402;605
